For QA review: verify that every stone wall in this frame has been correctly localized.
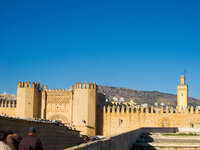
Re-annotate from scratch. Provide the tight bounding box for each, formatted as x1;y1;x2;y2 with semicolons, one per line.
102;105;200;136
0;116;81;150
15;81;97;136
64;129;143;150
0;107;16;116
64;128;180;150
44;89;73;126
0;100;16;116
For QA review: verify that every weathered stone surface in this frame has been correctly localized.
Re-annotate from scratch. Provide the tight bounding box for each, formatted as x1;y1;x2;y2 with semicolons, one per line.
0;116;81;150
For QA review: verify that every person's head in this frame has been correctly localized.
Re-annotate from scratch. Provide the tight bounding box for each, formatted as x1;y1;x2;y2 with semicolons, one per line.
0;130;9;141
28;127;36;136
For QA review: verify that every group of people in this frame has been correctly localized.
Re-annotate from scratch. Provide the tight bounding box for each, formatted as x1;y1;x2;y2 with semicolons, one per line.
0;127;43;150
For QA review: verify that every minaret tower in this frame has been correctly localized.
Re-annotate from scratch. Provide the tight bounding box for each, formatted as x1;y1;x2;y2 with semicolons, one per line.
177;75;188;110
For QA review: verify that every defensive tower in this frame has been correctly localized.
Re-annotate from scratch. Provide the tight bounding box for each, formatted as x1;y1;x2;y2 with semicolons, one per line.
72;82;97;136
16;81;41;118
177;75;188;111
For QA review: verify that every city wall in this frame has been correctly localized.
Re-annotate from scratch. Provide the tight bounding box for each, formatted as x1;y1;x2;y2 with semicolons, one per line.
102;105;200;136
0;81;97;136
0;116;81;150
64;128;143;150
0;100;16;116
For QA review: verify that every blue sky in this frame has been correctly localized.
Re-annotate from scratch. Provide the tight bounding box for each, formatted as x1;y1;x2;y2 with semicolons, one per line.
0;0;200;99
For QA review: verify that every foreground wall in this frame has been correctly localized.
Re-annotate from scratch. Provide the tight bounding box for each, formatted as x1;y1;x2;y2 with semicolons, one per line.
64;127;178;150
0;116;81;150
103;105;200;136
65;129;143;150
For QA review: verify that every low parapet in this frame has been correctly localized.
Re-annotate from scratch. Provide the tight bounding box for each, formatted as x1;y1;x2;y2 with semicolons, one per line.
103;104;199;114
75;82;97;89
0;116;81;150
18;81;40;89
0;100;16;108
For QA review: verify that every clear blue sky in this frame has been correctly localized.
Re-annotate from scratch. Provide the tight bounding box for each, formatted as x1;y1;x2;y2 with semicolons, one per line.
0;0;200;99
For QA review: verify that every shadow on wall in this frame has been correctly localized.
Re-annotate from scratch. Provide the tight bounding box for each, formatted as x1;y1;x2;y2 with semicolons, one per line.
63;127;179;150
130;132;156;150
0;116;81;150
131;127;178;150
142;127;178;133
96;92;106;135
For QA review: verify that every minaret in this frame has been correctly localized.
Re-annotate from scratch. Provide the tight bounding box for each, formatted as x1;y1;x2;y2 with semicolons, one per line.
177;75;188;110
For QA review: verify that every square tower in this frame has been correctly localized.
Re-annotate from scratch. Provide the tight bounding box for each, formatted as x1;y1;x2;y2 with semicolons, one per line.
16;81;41;118
72;82;97;136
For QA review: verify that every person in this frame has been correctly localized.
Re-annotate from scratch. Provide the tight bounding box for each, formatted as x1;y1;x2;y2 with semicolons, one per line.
6;131;22;150
0;130;12;150
18;127;43;150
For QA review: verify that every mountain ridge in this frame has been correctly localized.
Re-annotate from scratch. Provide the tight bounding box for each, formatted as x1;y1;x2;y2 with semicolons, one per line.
97;85;200;107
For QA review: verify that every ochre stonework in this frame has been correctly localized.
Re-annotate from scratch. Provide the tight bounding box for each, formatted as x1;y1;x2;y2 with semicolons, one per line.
0;81;97;136
0;116;81;150
0;75;198;137
102;105;200;136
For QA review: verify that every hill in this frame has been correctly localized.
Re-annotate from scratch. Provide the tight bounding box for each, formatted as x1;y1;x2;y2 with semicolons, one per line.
97;86;200;107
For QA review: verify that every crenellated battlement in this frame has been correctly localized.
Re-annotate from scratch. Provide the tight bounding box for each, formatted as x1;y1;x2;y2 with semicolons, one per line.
47;88;71;92
42;82;96;92
103;104;200;136
74;82;97;89
103;104;199;114
18;81;40;89
0;100;16;108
